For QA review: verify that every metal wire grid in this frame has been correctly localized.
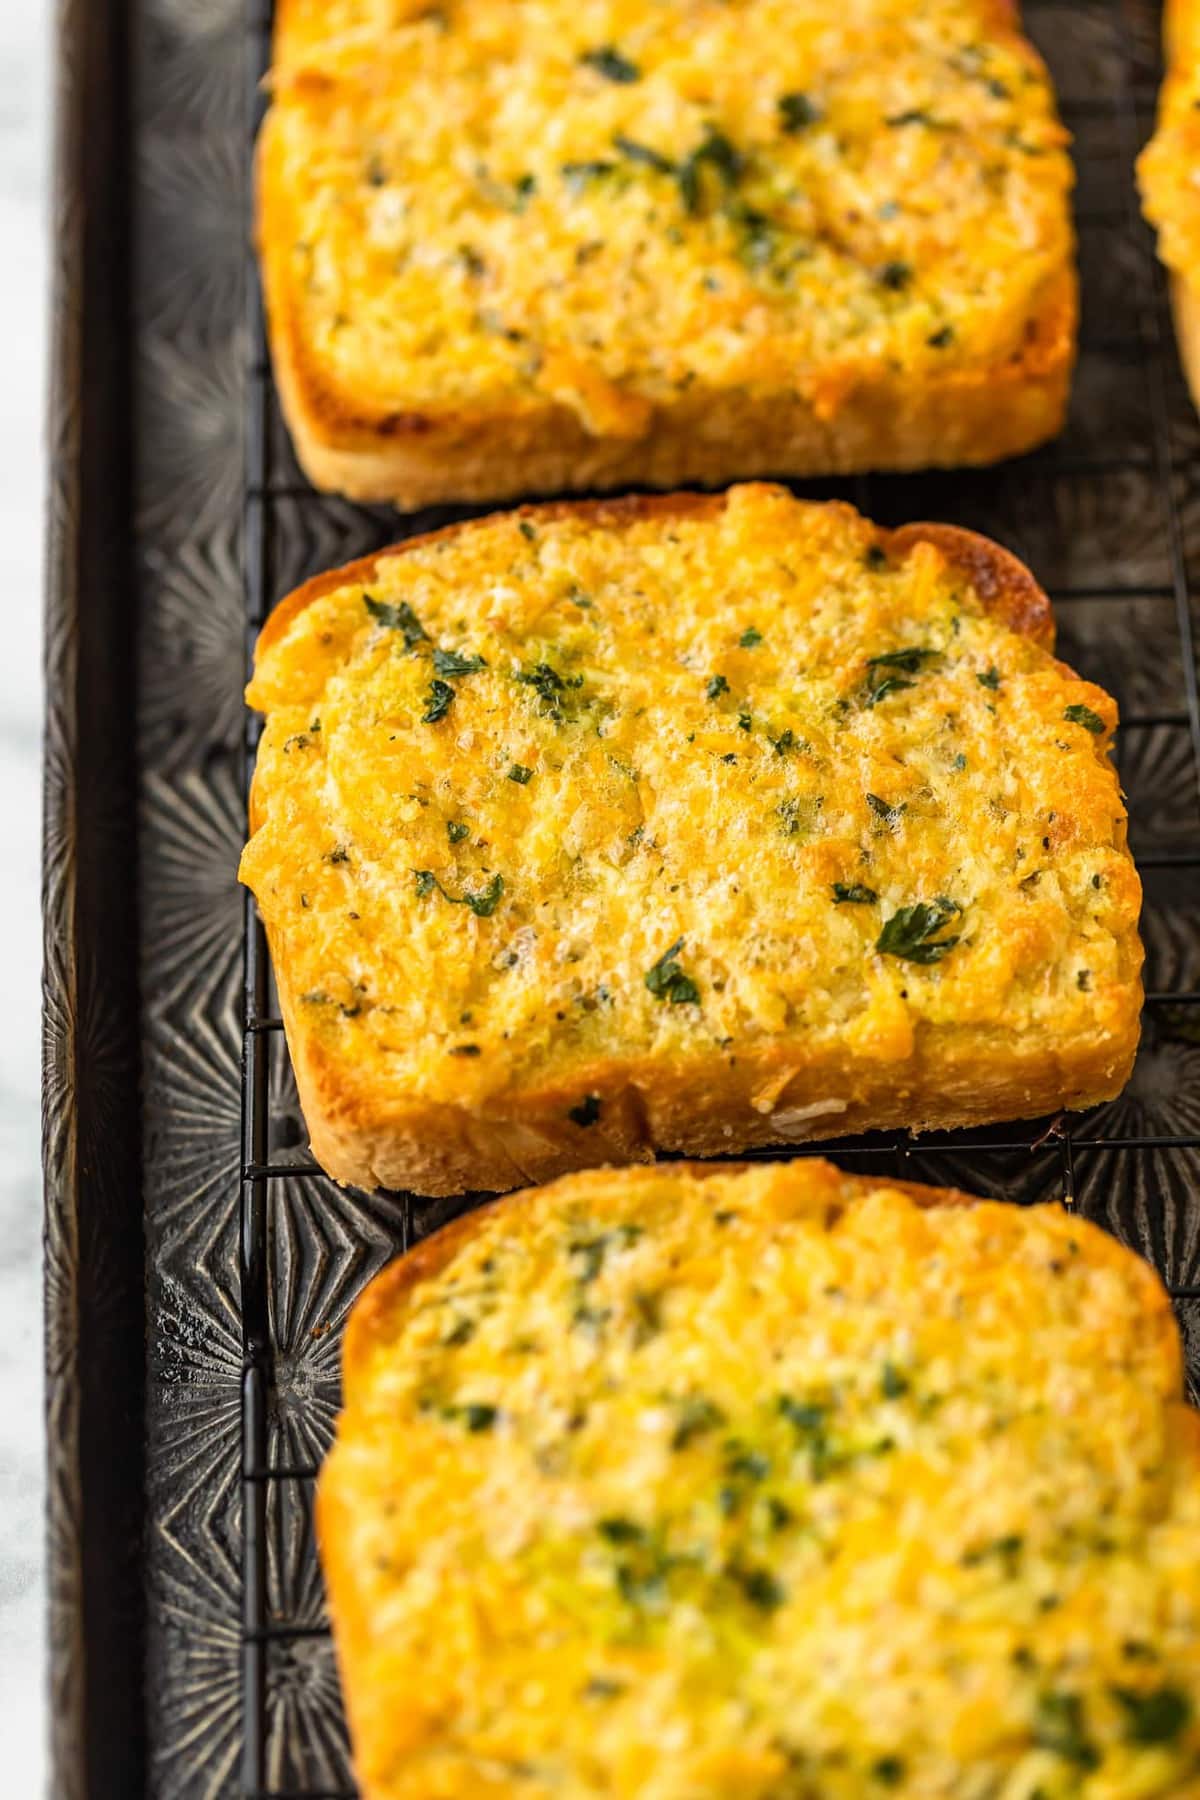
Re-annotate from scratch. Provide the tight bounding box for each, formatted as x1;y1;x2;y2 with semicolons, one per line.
238;1;1200;1791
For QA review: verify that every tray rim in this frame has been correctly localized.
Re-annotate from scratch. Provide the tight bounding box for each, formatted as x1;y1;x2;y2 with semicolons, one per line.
42;0;144;1794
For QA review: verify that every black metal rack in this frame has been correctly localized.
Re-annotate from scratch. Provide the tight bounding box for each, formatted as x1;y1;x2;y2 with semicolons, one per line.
238;2;1200;1791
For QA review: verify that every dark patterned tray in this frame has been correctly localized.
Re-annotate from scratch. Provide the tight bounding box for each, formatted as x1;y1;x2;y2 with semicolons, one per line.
43;0;1200;1794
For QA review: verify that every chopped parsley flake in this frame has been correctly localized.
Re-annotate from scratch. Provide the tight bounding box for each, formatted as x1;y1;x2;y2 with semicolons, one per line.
977;665;1001;690
706;674;730;699
645;937;701;1005
597;1516;645;1543
679;123;745;213
562;158;616;190
422;678;456;723
866;793;905;826
447;820;470;843
729;1563;785;1610
881;1361;909;1398
833;883;877;905
515;660;582;720
1033;1692;1100;1769
672;1396;726;1449
877;260;912;290
739;626;763;647
432;647;487;677
613;133;675;174
863;646;938;707
464;873;504;916
508;763;534;784
446;1402;498;1432
414;869;505;916
365;593;427;648
580;45;641;82
872;1758;906;1786
779;91;821;132
1064;703;1105;734
1111;1684;1192;1745
876;899;961;963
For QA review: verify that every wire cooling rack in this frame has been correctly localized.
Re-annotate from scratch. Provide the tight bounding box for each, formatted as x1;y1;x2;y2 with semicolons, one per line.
238;1;1200;1790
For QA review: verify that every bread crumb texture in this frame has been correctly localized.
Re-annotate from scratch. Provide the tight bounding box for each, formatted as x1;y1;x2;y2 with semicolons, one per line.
240;488;1142;1193
263;0;1074;469
1139;0;1200;279
320;1159;1200;1799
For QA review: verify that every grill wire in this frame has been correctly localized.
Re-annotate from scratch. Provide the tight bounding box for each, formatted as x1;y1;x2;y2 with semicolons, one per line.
239;1;1200;1790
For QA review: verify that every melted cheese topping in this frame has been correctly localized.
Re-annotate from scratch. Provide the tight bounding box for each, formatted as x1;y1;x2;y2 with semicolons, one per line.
264;0;1073;433
1138;3;1200;279
323;1161;1200;1797
242;487;1139;1121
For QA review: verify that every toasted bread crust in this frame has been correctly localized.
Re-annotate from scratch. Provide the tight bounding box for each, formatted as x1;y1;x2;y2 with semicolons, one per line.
318;1159;1200;1800
257;1;1076;507
241;487;1142;1198
1138;0;1200;405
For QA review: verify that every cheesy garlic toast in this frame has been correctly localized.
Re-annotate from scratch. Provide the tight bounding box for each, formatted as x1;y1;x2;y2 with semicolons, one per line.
259;0;1076;505
240;486;1142;1196
319;1159;1200;1799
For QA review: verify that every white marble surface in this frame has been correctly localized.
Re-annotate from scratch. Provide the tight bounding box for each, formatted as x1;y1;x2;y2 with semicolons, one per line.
0;0;51;1790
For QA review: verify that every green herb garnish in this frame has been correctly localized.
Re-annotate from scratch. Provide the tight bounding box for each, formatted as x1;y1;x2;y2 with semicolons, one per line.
672;1396;726;1449
464;873;504;916
864;646;937;706
515;660;582;720
833;883;877;905
866;793;905;826
508;763;534;784
1111;1685;1191;1745
422;678;456;723
1033;1692;1100;1769
443;1401;498;1430
580;45;641;82
872;1757;906;1786
706;674;730;699
597;1516;645;1543
739;625;763;647
877;260;912;290
876;899;961;963
927;324;955;348
729;1564;785;1610
447;820;470;843
977;665;1001;690
679;123;745;213
561;158;617;191
779;91;821;132
365;593;427;648
1064;703;1105;734
881;1361;909;1398
433;647;487;677
613;133;675;174
645;937;701;1005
